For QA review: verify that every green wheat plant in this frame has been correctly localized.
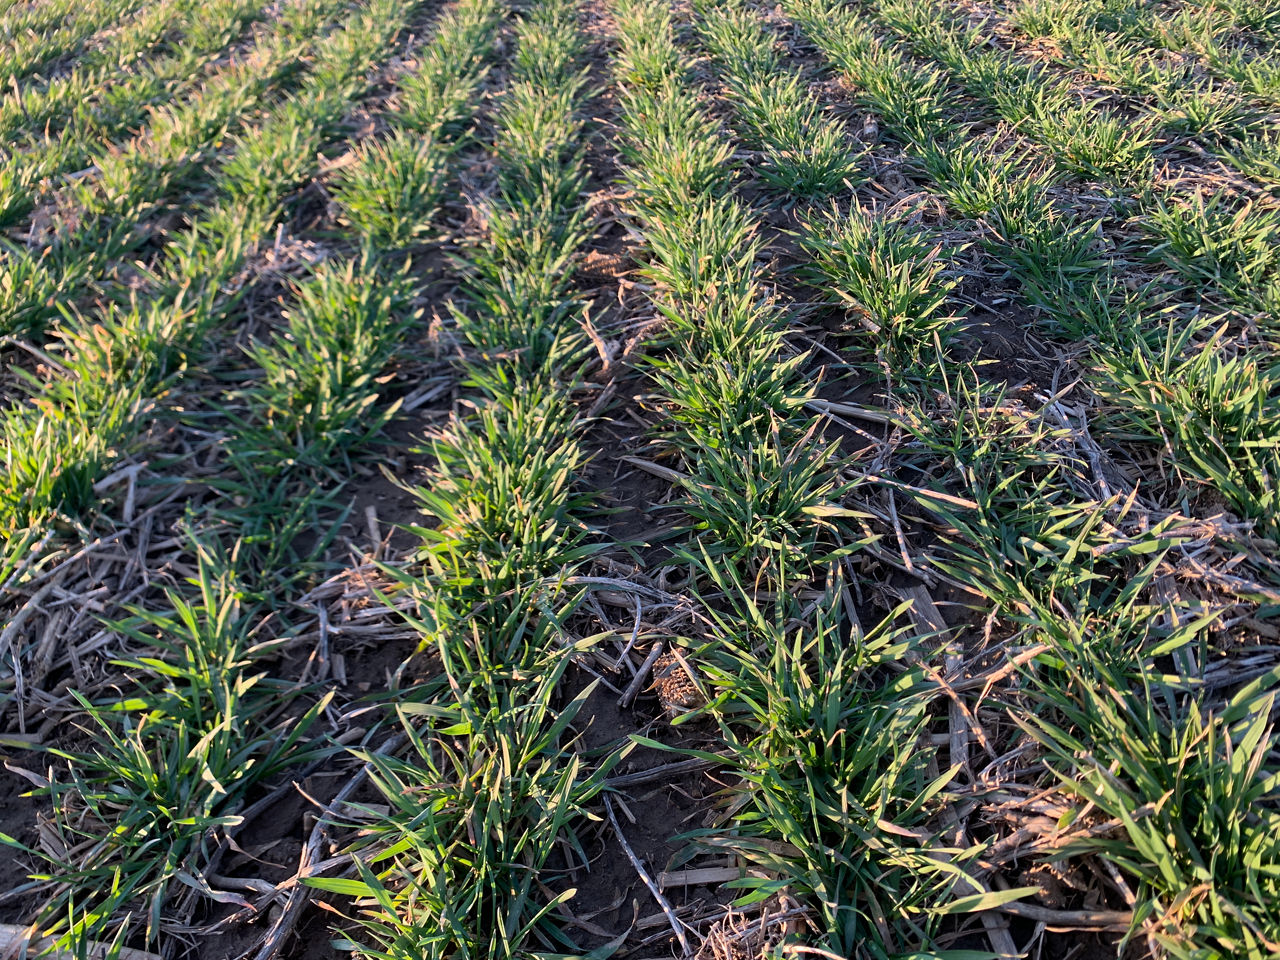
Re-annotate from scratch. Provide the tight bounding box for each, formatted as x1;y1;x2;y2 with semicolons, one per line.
406;390;599;596
1019;633;1280;959
334;131;453;246
672;424;862;580
615;82;736;214
395;0;502;137
1031;102;1157;183
695;0;859;200
6;538;333;951
226;256;419;477
310;671;621;960
913;134;1058;219
676;565;998;957
786;0;951;145
1146;191;1280;311
1094;323;1280;539
799;203;960;376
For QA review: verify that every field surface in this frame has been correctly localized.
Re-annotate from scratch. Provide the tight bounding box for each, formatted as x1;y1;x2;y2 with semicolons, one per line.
1;0;1279;957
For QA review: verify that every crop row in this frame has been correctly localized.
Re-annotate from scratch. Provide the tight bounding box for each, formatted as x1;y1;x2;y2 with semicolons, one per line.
0;0;371;331
0;0;148;87
777;0;1280;538
760;0;1280;954
0;0;263;160
1007;0;1280;98
212;0;505;579
3;0;1278;955
302;0;619;954
868;0;1280;189
3;0;511;950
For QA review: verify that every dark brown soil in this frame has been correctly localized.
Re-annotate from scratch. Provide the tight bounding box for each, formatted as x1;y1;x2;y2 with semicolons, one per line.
0;751;45;923
547;671;736;953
